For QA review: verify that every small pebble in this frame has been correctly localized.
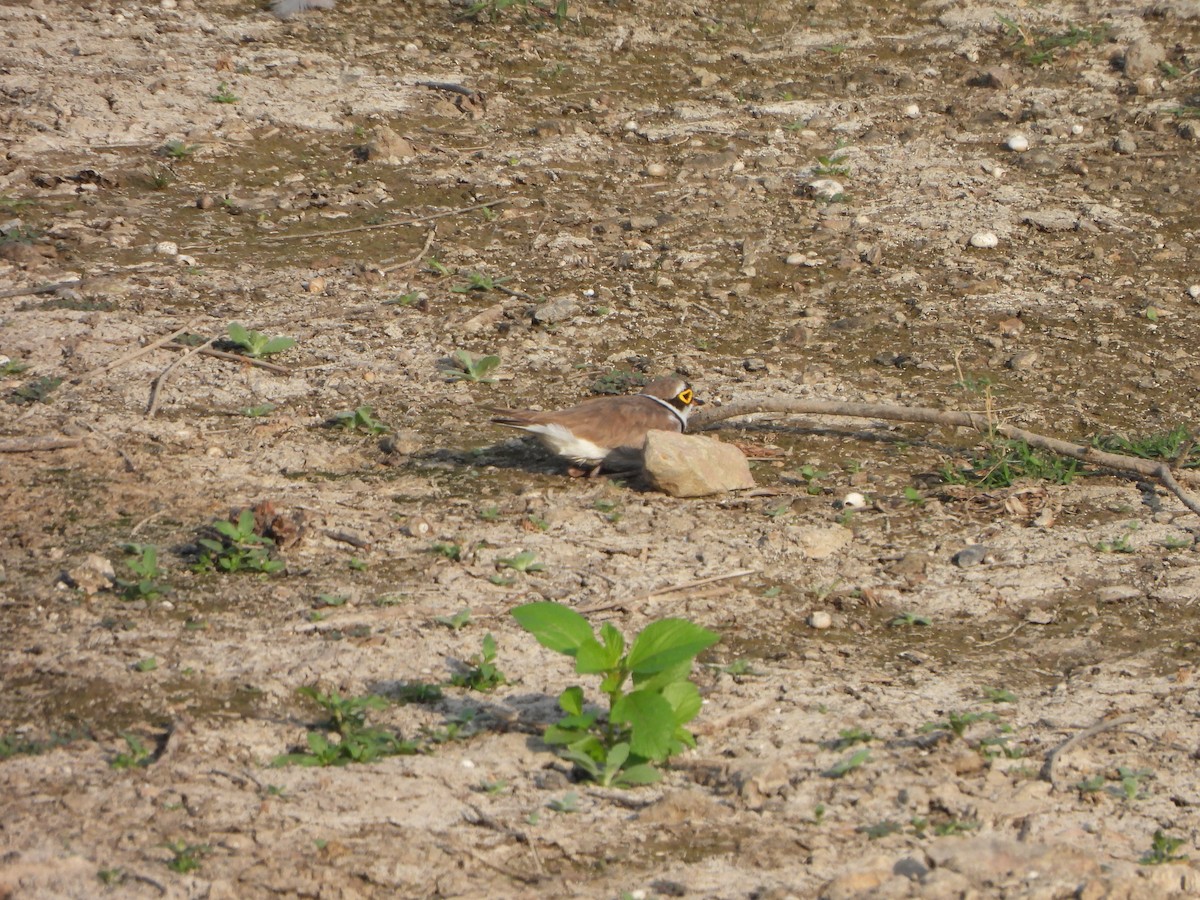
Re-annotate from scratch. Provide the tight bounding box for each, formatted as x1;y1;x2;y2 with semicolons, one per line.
1071;123;1085;135
969;231;998;249
1188;284;1200;299
743;357;768;372
154;240;179;256
807;178;844;199
1112;133;1138;154
461;759;475;769
903;103;921;118
953;544;988;568
1007;350;1039;370
843;492;867;509
807;611;833;629
623;120;638;132
645;162;667;177
785;252;807;266
1005;133;1029;152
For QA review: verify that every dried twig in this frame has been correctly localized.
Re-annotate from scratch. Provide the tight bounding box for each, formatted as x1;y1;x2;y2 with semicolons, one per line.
260;199;506;243
1042;713;1137;790
0;279;85;300
75;319;200;383
380;226;437;274
694;397;1200;494
147;336;217;417
163;342;291;374
0;436;83;453
578;569;755;614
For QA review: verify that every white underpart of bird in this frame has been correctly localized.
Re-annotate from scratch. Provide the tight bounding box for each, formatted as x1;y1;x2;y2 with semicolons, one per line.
271;0;335;18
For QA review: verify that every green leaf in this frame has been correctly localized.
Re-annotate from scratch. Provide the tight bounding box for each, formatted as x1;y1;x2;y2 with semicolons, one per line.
574;636;616;674
558;685;584;717
626;618;719;674
630;657;693;693
599;621;625;660
615;763;661;786
512;602;593;655
228;322;250;345
612;690;674;761
660;680;703;725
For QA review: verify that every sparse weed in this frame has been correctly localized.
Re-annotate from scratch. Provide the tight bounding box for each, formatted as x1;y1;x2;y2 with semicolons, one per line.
272;687;417;767
451;271;511;293
548;791;580;813
512;602;719;787
1141;830;1188;865
239;402;276;417
496;550;544;574
824;747;870;778
194;509;284;575
110;733;152;770
8;375;62;406
435;608;473;630
920;710;998;741
117;544;167;601
1092;426;1200;468
331;405;390;435
982;687;1016;703
813;151;850;177
834;727;875;749
0;357;30;376
164;841;208;874
162;140;197;159
210;82;238;104
942;438;1078;488
430;542;463;561
446;349;501;383
226;323;295;359
997;15;1109;66
450;634;507;691
890;612;931;627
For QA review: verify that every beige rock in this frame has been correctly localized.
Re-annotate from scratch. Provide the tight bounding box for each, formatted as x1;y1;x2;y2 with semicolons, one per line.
65;553;115;596
365;125;416;163
643;432;755;497
1121;38;1165;78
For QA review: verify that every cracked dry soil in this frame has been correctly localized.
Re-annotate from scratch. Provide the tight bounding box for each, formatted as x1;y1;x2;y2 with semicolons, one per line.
2;0;1200;897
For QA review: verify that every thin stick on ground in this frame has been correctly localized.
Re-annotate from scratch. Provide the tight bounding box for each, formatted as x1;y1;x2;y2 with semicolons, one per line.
692;397;1200;494
0;279;85;300
147;336;217;417
577;569;756;614
260;199;506;243
163;342;291;374
76;319;201;383
1042;713;1137;791
0;436;84;453
380;225;437;274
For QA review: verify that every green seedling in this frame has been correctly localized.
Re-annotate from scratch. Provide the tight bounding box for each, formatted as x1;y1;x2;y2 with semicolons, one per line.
813;804;826;824
1096;523;1138;554
383;291;423;307
1093;426;1200;467
430;542;463;561
110;733;152;770
824;747;870;778
978;733;1024;759
226;323;295;359
446;349;501;383
951;373;993;393
331;405;389;435
117;544;167;601
164;841;208;874
982;687;1016;703
859;820;901;839
272;687;417;767
239;403;276;417
210;82;238;103
0;358;29;376
998;15;1108;65
942;438;1079;488
9;375;62;405
813;151;849;177
195;509;284;575
720;659;755;676
833;727;875;749
496;550;544;574
0;731;79;759
162;139;197;159
1117;766;1152;802
451;271;511;293
1075;775;1105;794
903;486;924;505
548;791;580;813
97;868;125;886
347;558;367;572
480;779;509;795
478;505;501;521
890;612;931;627
920;710;998;740
450;634;507;691
764;500;792;518
391;682;443;704
435;608;472;630
315;594;347;609
1142;830;1188;865
512;602;719;787
426;258;452;276
934;819;979;836
423;709;479;744
134;657;158;673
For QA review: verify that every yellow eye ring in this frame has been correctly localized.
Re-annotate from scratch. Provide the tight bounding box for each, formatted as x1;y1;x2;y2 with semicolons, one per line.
678;389;693;404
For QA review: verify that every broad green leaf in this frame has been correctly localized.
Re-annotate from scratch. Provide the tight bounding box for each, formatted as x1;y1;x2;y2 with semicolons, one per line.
630;658;693;693
575;635;618;674
599;621;625;660
512;602;593;655
228;322;250;345
560;746;601;779
615;763;661;786
604;742;630;770
660;680;703;725
261;337;296;355
626;618;719;674
558;685;584;716
612;690;674;761
481;633;497;659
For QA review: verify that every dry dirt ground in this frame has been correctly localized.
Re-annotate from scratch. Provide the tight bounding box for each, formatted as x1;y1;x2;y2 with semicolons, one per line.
3;0;1200;897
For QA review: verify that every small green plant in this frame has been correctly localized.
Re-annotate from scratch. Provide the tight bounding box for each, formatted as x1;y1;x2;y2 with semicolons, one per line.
272;687;417;767
478;505;501;521
195;509;284;575
383;291;423;307
496;550;544;574
934;819;979;837
134;657;158;673
226;323;295;359
331;405;390;435
164;841;208;874
1093;426;1199;466
446;349;501;383
239;402;276;417
1096;523;1138;554
902;486;925;505
426;258;452;276
890;612;931;627
942;438;1079;488
813;151;849;177
951;373;993;393
422;708;480;743
512;602;719;787
1141;830;1188;865
859;820;901;839
997;15;1109;66
1075;775;1105;794
97;868;125;886
110;733;152;770
824;747;870;778
920;710;998;741
435;608;472;630
392;681;444;704
8;375;62;406
451;271;511;293
117;544;167;601
548;791;580;813
833;727;875;749
162;140;197;159
450;634;507;691
0;357;29;376
210;82;238;104
480;779;508;795
430;542;463;561
982;687;1016;703
0;731;79;759
1117;766;1152;802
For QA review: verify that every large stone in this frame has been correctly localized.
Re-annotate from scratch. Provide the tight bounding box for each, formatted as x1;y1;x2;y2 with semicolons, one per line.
642;431;755;497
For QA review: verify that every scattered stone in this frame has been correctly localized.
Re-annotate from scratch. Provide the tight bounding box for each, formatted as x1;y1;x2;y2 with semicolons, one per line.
842;492;867;508
644;162;667;177
1180;121;1200;142
807;178;844;199
154;240;178;256
807;611;833;629
792;524;853;559
1120;38;1165;78
997;317;1024;337
1112;132;1138;155
976;66;1014;89
461;302;505;334
64;554;116;596
402;516;432;538
642;432;755;497
1189;284;1200;299
1022;209;1077;231
363;125;415;163
742;357;767;372
1005;133;1029;152
969;231;998;249
1006;350;1039;370
952;544;987;567
532;296;581;325
1025;607;1056;625
305;276;325;294
903;103;921;118
785;252;807;265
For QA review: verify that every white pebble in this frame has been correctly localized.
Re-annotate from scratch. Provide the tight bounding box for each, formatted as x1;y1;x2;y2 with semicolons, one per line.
461;759;475;769
1071;123;1084;135
623;121;638;132
404;43;419;53
154;241;179;256
1005;133;1029;152
970;231;999;249
785;252;806;266
176;254;197;267
903;103;921;118
843;492;867;508
808;611;833;629
807;178;844;199
1189;285;1200;299
645;162;667;177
